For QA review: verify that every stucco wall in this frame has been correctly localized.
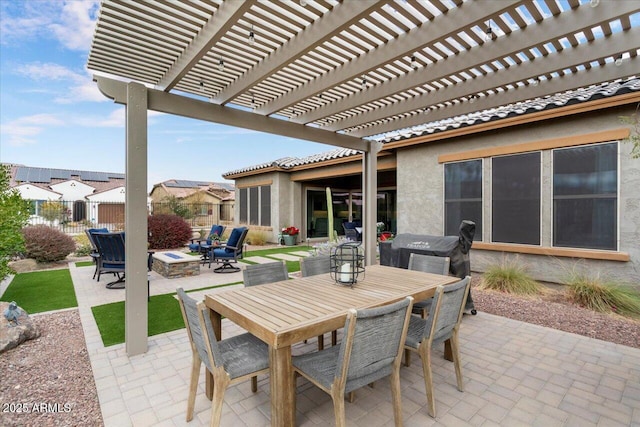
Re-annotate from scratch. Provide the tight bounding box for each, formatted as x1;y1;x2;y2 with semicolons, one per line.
397;105;640;285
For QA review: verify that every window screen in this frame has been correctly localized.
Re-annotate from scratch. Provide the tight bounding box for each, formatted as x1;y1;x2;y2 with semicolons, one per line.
553;142;617;250
239;188;247;223
492;152;541;245
260;185;271;226
444;160;482;238
249;187;259;225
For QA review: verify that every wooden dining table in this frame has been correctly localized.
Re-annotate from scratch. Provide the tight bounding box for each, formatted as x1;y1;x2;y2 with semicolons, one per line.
204;263;459;426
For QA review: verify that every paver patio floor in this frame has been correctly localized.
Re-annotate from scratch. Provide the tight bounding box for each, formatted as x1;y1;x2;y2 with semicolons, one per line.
69;261;640;427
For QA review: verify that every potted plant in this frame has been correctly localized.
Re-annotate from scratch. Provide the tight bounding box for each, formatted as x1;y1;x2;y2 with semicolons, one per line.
281;226;300;246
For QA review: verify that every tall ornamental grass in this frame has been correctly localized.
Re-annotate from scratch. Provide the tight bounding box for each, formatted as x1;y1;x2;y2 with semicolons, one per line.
564;272;640;319
480;258;543;295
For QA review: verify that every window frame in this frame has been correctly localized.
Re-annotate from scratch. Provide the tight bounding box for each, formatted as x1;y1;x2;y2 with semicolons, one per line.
443;158;483;240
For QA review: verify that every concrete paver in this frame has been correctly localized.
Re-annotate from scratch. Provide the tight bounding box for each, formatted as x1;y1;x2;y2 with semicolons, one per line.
67;260;640;426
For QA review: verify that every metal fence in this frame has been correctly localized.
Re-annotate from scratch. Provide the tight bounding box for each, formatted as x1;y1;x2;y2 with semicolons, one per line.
25;200;234;235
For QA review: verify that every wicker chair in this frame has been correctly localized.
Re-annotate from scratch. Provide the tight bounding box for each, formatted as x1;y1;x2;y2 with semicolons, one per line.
404;276;470;418
176;288;269;426
293;297;413;427
242;260;288;287
299;255;336;349
408;253;450;318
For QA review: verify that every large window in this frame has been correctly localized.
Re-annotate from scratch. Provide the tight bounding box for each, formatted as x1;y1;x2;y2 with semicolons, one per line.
492;152;541;245
444;160;482;238
553;142;617;250
239;185;271;226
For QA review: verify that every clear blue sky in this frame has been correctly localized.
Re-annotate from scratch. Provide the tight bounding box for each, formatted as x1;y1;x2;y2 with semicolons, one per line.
0;0;332;190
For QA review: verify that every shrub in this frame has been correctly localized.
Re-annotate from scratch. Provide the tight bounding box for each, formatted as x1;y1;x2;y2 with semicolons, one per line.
0;165;31;281
73;234;93;257
480;258;543;295
246;230;268;246
564;272;640;319
148;214;192;249
22;225;76;262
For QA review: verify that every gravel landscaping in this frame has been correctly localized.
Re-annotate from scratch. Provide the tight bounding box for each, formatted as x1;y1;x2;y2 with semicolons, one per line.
1;276;638;426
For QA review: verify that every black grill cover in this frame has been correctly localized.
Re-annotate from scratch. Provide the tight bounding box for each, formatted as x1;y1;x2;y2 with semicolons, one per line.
380;220;476;310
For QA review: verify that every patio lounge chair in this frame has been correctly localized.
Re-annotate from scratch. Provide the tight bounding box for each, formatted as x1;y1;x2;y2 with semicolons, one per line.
188;224;226;263
292;296;413;427
92;232;126;288
86;227;109;280
176;288;269;427
408;253;450;318
209;226;248;273
404;276;470;418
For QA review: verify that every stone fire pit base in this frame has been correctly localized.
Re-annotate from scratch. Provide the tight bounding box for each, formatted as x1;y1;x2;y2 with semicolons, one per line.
152;252;200;278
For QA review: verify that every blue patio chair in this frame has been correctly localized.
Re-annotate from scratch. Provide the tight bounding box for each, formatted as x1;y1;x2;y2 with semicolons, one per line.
92;232;126;288
292;297;413;427
189;224;226;263
86;227;109;280
209;226;248;273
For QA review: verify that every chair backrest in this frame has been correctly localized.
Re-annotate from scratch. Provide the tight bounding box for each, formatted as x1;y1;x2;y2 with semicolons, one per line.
243;261;288;287
225;227;248;253
93;232;125;264
208;225;226;242
424;276;470;344
176;288;221;372
408;253;450;275
86;228;109;251
335;297;413;393
300;255;331;277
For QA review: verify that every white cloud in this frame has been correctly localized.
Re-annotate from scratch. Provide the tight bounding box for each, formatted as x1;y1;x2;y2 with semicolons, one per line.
0;114;64;147
0;0;99;51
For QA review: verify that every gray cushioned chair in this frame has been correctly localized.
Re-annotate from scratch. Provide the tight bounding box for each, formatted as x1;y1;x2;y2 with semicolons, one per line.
176;288;269;426
408;253;450;318
242;260;288;287
404;276;470;418
300;255;337;349
292;296;413;427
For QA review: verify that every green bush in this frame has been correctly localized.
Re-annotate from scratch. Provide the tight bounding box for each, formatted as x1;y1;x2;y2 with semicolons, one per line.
22;225;76;262
73;234;93;257
564;272;640;319
0;165;31;281
148;214;192;249
480;258;543;295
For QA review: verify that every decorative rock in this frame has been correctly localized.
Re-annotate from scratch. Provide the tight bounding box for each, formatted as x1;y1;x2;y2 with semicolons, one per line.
0;301;40;353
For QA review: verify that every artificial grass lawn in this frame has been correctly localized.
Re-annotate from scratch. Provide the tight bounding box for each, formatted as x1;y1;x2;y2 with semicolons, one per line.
92;283;242;347
244;245;312;273
75;261;95;268
1;269;77;313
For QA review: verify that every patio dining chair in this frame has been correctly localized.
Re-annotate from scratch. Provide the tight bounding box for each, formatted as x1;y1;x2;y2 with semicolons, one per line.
408;253;450;318
176;288;269;427
86;227;108;280
292;297;413;427
242;260;288;287
404;276;470;418
209;226;248;273
300;255;337;350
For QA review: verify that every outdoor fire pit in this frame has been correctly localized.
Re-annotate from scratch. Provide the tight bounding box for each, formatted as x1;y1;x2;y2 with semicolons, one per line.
151;252;200;279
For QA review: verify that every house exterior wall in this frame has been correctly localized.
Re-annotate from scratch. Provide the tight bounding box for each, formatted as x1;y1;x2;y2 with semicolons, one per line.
397;105;640;285
14;184;60;200
50;180;95;200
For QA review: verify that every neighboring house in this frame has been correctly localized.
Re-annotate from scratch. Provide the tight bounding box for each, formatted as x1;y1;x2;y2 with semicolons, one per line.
223;77;640;285
149;179;235;225
6;164;126;226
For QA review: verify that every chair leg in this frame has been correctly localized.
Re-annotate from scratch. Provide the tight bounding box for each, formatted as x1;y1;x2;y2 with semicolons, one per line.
390;370;403;427
251;376;258;393
186;354;201;422
332;391;347;427
210;376;229;427
404;348;411;367
331;330;337;346
348;391;355;403
451;331;464;392
419;345;436;418
317;334;324;350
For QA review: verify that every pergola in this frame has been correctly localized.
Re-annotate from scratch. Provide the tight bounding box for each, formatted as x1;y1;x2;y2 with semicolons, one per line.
87;0;640;355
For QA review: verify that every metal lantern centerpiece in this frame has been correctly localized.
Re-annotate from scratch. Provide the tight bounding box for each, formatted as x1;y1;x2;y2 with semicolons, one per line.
330;242;365;287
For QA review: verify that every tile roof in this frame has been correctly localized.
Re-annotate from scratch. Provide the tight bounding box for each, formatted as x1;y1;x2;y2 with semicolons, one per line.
223;76;640;177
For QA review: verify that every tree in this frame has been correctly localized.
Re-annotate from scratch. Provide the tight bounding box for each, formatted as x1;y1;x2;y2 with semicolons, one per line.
0;166;31;281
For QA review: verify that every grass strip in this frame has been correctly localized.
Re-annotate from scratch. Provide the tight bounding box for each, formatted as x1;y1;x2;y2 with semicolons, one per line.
1;269;78;313
75;261;94;267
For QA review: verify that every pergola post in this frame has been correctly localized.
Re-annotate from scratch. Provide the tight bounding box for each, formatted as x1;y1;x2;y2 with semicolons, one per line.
125;82;149;356
363;141;381;266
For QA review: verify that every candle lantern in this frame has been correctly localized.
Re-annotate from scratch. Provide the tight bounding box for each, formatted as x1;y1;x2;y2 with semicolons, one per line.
330;242;365;287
